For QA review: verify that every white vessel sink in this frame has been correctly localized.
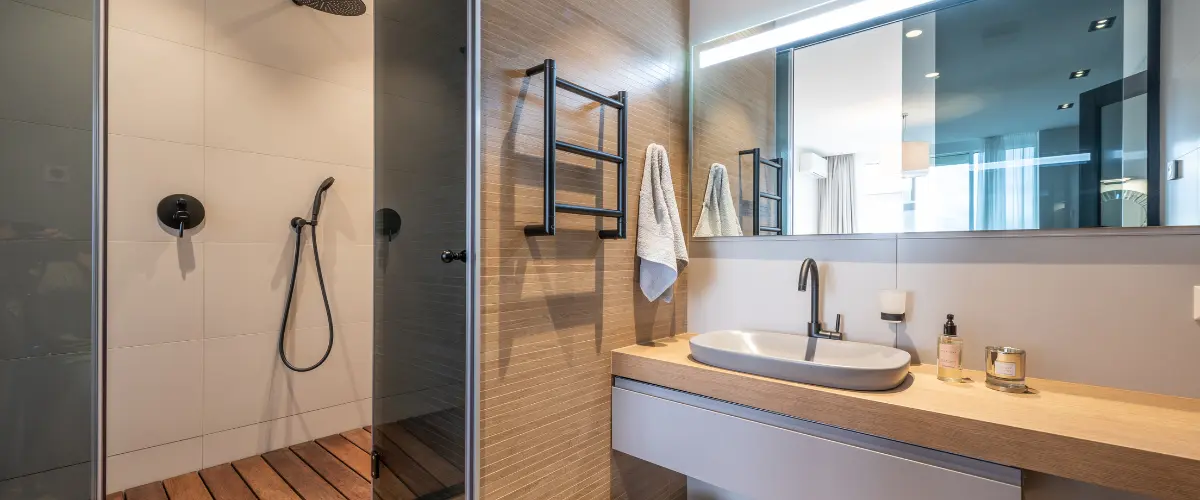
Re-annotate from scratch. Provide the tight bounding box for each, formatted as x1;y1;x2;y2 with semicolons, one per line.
689;330;912;391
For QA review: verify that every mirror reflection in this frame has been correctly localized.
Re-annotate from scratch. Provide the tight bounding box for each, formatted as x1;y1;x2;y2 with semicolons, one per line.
690;0;1191;237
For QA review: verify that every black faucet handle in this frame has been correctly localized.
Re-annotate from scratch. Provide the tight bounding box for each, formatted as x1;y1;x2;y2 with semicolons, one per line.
833;314;843;333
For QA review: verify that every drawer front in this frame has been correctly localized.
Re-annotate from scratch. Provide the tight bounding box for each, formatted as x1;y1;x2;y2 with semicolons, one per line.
612;385;1021;500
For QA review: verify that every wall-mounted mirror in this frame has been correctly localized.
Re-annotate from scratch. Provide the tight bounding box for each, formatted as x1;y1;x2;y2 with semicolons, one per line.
690;0;1199;238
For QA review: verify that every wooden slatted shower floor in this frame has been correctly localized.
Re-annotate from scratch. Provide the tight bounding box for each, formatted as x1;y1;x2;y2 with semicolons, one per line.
107;415;465;500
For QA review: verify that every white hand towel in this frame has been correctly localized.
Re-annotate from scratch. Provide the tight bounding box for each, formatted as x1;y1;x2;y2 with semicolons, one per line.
637;143;689;303
694;163;743;237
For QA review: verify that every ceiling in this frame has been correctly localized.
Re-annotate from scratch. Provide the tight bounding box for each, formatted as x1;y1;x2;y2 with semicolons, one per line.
928;0;1130;145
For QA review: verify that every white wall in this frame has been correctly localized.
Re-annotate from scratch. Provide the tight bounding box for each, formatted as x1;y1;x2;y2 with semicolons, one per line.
688;231;1200;400
104;0;374;492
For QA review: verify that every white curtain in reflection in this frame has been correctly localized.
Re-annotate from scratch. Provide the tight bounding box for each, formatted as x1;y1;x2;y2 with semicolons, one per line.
818;154;856;234
978;133;1039;230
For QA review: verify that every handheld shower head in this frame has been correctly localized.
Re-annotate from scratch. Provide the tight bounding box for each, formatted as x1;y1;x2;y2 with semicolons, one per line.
292;0;366;16
311;177;336;221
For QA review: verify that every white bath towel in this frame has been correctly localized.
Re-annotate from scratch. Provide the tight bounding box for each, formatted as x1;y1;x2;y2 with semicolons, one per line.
637;143;689;303
694;163;743;237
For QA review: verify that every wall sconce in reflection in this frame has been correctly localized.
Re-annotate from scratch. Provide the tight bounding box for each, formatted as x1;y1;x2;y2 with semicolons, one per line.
879;290;908;323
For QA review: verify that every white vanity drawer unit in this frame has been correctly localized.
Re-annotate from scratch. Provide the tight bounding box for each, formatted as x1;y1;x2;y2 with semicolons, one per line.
612;378;1022;500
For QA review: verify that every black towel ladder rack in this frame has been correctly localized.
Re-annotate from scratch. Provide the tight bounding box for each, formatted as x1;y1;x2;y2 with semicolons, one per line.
523;59;629;239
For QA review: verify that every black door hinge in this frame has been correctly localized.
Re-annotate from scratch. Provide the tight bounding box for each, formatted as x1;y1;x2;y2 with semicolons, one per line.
371;451;381;479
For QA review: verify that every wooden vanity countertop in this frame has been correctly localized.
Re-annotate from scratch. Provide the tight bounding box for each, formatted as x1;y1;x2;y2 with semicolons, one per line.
611;334;1200;500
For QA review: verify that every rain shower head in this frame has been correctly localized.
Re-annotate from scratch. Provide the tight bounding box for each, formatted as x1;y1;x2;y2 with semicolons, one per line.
292;0;366;16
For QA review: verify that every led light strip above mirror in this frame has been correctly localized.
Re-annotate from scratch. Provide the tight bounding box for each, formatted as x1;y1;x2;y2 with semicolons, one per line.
698;0;937;68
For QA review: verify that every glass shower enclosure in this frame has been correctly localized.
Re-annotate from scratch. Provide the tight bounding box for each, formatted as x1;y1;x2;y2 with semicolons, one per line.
0;0;104;498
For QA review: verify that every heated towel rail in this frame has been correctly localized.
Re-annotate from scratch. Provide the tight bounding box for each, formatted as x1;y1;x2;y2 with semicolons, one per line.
740;148;784;236
523;59;629;239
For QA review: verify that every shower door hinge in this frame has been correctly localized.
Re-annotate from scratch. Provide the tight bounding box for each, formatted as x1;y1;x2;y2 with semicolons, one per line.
371;451;381;479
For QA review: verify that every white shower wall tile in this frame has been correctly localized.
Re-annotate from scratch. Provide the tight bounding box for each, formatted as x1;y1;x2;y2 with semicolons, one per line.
202;323;372;434
203;147;374;244
205;0;373;90
106;438;203;494
109;0;205;48
107;28;205;145
106;341;204;456
201;398;372;468
107;241;204;348
107;134;206;243
203;242;373;339
204;52;373;168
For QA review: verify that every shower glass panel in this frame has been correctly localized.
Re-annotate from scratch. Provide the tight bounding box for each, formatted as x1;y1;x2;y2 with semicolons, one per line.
373;0;473;498
0;0;100;498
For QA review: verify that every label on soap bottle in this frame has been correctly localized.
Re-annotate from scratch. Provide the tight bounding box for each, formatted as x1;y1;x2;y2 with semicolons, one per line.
938;343;961;369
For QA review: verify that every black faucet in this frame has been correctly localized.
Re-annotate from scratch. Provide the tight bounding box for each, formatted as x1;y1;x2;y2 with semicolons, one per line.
798;258;843;340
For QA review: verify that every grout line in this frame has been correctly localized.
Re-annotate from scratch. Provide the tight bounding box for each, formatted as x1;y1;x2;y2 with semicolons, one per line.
0;460;91;484
106;24;373;94
6;0;89;21
106;132;373;171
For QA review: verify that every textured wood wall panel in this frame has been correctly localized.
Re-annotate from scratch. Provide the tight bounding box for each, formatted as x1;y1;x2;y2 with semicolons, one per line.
479;0;690;497
690;27;777;236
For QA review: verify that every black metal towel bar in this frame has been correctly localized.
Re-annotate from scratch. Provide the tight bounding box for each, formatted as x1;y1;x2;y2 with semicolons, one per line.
523;59;629;239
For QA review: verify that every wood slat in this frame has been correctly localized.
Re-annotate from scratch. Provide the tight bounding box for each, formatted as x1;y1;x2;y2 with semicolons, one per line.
374;430;443;496
231;456;302;500
373;466;417;500
261;449;347;500
124;482;168;500
343;428;372;453
162;472;214;500
377;423;462;486
292;441;372;500
317;434;373;480
199;464;257;500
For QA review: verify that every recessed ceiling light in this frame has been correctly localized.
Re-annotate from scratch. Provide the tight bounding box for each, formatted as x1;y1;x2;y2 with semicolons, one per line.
1089;16;1116;31
925;72;940;78
1058;103;1075;110
1069;69;1091;79
906;29;923;38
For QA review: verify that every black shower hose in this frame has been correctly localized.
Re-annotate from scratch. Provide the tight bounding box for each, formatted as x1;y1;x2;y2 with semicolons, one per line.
277;218;335;372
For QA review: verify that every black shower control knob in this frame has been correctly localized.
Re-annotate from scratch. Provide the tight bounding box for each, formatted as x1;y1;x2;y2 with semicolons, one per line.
441;250;468;263
157;194;205;238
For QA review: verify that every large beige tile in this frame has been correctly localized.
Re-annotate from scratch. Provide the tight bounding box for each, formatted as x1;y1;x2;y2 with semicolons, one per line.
201;398;371;468
108;134;206;242
107;341;204;455
110;0;204;48
205;52;372;168
107;242;204;348
106;438;202;494
0;1;93;130
108;28;204;144
206;0;373;90
202;322;372;433
203;148;372;244
204;242;372;338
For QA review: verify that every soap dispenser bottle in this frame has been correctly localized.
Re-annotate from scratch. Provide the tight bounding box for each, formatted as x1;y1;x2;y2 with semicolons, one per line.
937;314;965;382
